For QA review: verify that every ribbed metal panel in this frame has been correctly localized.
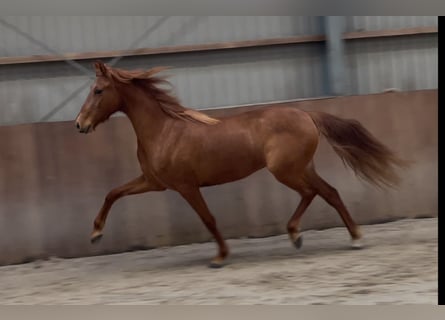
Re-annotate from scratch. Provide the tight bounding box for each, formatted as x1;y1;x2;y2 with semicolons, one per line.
345;16;437;32
164;44;325;108
0;16;438;125
0;42;325;125
0;16;322;57
0;75;89;125
345;34;438;95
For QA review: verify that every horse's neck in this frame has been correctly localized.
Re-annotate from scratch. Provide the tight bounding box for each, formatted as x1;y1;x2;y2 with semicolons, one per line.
120;88;168;140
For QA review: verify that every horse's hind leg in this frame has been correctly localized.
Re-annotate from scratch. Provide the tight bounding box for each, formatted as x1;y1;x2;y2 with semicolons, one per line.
269;163;317;249
286;186;316;249
272;164;362;249
306;168;363;248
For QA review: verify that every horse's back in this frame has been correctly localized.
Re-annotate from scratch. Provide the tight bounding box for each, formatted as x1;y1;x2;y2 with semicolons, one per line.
233;106;319;143
206;106;319;157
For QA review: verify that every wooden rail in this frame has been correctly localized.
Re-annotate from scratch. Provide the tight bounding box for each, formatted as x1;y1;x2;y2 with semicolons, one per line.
0;26;437;66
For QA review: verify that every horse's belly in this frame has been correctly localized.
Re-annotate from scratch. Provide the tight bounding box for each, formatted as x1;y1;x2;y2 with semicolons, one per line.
197;151;265;186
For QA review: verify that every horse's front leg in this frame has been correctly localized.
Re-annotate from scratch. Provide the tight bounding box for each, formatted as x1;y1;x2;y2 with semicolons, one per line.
91;175;164;243
178;187;229;268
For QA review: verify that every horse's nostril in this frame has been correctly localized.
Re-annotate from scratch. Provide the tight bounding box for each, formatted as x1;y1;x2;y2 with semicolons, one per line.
76;122;80;129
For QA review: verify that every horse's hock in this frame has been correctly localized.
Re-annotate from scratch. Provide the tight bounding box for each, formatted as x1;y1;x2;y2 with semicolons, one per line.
0;90;437;266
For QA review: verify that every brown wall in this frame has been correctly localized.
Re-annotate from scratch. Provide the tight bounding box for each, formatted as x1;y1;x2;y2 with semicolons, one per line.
0;90;437;265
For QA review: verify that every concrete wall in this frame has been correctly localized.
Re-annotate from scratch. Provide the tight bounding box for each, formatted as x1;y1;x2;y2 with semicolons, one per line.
0;90;437;265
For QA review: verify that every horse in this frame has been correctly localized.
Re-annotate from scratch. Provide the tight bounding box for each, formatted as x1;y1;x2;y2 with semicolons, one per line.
75;61;407;268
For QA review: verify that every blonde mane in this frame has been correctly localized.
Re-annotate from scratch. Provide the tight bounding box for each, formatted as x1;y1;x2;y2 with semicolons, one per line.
94;61;219;125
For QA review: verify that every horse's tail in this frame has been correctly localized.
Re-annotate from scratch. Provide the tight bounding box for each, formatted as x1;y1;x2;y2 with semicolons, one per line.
308;111;409;188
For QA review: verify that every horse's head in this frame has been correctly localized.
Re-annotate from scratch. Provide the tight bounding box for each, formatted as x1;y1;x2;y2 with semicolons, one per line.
75;61;123;134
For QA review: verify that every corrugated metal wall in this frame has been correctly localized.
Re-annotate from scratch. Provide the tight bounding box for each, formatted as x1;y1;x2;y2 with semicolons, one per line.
345;16;438;31
345;34;438;95
0;44;325;124
0;16;438;126
343;16;438;95
0;16;322;56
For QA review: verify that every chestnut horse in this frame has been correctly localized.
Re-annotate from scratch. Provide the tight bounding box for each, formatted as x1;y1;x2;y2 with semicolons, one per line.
75;61;406;267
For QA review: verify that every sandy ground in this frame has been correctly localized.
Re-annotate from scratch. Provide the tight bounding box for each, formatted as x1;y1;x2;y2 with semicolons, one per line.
0;218;437;305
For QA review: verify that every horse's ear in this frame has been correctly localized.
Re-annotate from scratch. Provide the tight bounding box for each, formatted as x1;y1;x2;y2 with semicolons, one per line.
93;60;108;76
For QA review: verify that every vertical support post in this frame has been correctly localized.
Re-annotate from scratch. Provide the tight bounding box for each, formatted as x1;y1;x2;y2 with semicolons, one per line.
323;16;348;96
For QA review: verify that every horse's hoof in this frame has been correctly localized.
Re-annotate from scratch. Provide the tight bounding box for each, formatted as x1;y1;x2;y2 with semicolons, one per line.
91;231;103;244
208;262;224;269
208;258;225;269
351;239;363;249
294;235;303;249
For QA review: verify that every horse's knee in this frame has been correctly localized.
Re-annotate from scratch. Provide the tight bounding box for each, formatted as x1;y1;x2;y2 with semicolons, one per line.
105;190;120;203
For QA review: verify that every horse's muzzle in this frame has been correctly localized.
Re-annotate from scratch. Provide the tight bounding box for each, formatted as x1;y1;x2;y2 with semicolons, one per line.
76;121;91;134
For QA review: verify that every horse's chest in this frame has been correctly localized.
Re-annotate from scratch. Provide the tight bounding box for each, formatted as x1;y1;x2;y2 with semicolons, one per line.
136;145;171;185
136;146;158;177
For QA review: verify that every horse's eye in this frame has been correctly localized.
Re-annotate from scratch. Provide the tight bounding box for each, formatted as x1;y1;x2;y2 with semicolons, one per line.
94;88;103;95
